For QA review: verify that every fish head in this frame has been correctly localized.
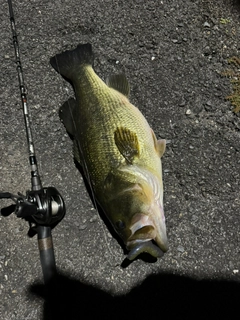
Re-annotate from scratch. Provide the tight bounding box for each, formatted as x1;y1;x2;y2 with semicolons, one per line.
102;167;168;260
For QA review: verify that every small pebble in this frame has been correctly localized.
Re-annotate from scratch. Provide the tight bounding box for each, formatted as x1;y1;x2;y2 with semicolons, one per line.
179;100;186;107
186;109;192;115
177;245;185;253
203;22;211;28
64;87;70;94
203;46;211;55
164;169;171;173
192;215;198;221
90;215;98;223
79;224;87;230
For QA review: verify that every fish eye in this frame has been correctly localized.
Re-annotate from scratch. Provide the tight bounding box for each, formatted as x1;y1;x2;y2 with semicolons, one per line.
115;220;125;230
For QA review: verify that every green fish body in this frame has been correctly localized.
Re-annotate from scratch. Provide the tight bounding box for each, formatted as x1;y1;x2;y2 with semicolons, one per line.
50;44;168;259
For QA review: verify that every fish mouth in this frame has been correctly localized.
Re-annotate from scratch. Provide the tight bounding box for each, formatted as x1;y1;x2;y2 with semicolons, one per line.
127;240;164;261
126;213;168;260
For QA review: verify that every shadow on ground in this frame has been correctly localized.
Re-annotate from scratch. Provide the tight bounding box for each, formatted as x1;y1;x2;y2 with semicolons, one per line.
30;271;239;320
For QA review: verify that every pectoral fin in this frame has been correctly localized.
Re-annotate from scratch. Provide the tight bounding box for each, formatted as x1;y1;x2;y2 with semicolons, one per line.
114;127;140;164
106;74;130;98
151;129;166;158
59;98;77;136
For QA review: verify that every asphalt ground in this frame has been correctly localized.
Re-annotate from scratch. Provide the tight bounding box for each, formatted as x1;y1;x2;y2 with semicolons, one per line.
0;1;240;319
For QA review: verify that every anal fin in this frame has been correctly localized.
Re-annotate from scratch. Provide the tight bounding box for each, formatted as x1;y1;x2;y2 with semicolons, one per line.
151;129;166;158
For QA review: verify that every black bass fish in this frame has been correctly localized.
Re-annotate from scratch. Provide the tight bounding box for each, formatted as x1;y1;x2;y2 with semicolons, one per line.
50;44;168;260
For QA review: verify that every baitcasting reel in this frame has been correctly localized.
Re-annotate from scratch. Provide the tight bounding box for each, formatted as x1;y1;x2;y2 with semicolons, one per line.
0;187;65;229
0;0;67;285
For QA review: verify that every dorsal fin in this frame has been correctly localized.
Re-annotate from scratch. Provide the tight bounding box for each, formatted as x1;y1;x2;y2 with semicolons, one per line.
106;74;130;98
114;127;140;164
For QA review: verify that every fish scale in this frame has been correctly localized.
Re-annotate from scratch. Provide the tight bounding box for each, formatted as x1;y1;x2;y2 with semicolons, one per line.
73;65;159;189
50;43;168;260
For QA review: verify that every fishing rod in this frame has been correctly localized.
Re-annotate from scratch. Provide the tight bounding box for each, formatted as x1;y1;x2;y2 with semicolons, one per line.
0;0;66;284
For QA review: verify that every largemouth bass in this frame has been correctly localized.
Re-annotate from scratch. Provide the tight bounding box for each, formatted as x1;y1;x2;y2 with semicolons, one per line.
50;43;168;260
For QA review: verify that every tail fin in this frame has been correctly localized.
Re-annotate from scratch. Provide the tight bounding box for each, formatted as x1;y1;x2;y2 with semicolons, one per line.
50;43;94;80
